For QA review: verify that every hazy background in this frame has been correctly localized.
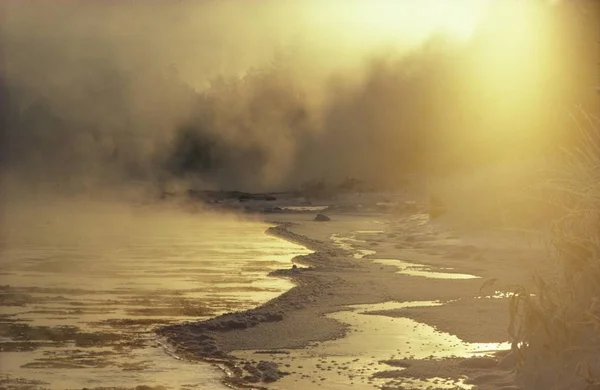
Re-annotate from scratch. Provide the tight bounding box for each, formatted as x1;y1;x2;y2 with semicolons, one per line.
1;0;598;196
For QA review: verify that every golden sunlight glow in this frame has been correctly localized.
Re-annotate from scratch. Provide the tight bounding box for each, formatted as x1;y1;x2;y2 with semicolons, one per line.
306;0;494;47
446;0;567;153
470;0;546;131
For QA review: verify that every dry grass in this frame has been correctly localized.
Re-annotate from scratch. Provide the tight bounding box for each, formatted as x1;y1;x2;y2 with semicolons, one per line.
428;111;600;389
509;112;600;390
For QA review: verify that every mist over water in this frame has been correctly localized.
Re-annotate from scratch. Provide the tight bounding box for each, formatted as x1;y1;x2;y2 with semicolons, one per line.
2;0;597;195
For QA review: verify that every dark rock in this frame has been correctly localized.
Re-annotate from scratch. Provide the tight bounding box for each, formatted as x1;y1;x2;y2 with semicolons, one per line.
314;214;331;222
262;370;280;382
257;361;276;371
257;361;283;382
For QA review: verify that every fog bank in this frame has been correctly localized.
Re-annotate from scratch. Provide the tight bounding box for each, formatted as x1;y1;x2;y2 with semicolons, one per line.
1;0;598;196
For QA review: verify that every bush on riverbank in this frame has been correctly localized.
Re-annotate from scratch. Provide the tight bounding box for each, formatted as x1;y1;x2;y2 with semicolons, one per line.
509;113;600;390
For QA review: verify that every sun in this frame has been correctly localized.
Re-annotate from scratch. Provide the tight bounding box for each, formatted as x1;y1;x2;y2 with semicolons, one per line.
306;0;494;47
422;0;495;40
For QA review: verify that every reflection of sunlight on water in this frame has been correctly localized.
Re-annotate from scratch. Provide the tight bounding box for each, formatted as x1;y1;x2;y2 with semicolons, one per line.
330;233;377;259
327;302;509;359
237;300;507;390
476;290;514;299
474;290;535;300
0;343;228;390
372;258;480;279
354;250;377;259
330;233;355;251
0;206;310;389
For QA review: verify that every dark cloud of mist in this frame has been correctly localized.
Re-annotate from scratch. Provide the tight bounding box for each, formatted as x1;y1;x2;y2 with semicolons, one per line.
1;0;598;198
1;0;299;194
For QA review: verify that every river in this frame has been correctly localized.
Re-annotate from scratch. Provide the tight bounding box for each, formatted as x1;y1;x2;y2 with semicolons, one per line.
0;199;310;389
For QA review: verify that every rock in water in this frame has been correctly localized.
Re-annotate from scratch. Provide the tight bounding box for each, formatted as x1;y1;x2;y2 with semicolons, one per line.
314;214;331;222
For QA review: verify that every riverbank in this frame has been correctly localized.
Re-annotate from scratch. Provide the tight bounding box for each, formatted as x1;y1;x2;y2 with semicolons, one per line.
157;207;557;389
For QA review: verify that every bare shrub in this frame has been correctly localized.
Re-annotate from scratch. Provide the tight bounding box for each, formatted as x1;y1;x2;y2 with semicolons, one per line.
509;112;600;390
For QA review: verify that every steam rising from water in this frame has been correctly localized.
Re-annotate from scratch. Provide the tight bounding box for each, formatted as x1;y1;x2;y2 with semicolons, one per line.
1;0;597;196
